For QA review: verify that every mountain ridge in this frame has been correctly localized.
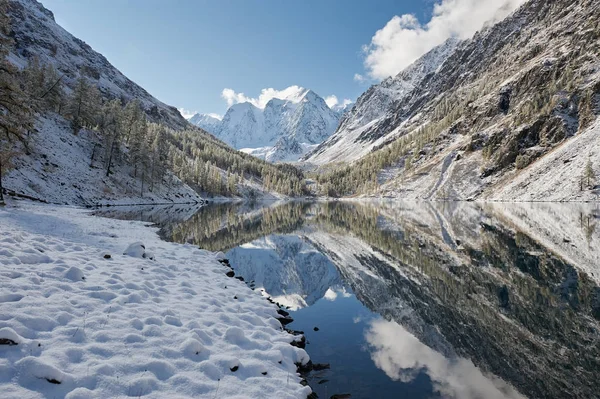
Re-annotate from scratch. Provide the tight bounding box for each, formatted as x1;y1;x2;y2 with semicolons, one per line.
188;88;345;162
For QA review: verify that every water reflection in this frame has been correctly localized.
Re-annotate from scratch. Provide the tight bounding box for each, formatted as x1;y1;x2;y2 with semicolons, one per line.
94;201;600;399
365;319;525;399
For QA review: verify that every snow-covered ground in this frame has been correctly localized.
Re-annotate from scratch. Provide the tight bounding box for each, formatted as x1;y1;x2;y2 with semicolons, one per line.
0;201;311;398
488;118;600;201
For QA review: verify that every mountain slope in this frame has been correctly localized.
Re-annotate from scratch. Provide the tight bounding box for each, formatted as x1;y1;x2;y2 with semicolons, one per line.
314;0;600;200
304;38;460;165
3;0;307;204
189;88;342;162
8;0;187;130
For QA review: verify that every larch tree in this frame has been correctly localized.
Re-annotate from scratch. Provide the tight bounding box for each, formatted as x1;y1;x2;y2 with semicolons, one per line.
68;76;101;133
0;0;34;204
584;157;595;189
40;63;64;113
100;98;123;177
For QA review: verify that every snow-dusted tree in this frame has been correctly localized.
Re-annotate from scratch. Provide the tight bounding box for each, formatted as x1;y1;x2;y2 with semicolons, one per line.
0;0;34;204
121;99;145;144
40;63;64;113
68;76;101;133
148;123;168;191
584;157;595;189
99;99;123;177
131;119;148;175
68;76;88;133
23;56;46;110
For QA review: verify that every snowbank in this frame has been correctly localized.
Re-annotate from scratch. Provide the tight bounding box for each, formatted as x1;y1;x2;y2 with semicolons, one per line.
0;201;311;398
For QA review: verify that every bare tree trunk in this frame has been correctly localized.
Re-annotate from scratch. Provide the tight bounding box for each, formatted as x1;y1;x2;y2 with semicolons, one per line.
140;169;144;197
149;162;155;192
106;138;116;177
90;142;98;167
0;157;4;205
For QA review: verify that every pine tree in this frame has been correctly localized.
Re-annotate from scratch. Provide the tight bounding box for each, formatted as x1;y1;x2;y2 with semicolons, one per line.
0;0;34;204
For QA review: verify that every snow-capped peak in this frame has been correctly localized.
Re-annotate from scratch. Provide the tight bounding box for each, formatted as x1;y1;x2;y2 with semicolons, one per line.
187;113;222;133
189;88;344;162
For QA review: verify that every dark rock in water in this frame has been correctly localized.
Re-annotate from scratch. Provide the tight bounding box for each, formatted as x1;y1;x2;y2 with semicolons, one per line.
0;338;18;346
226;271;235;278
307;393;318;399
312;363;330;371
285;328;304;336
46;378;61;384
277;316;294;326
330;394;351;399
300;379;309;386
295;361;313;373
318;379;329;384
277;309;290;317
230;365;239;372
313;327;319;332
290;336;306;349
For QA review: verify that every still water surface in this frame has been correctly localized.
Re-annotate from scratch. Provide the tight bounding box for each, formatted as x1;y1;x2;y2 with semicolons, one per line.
95;201;600;399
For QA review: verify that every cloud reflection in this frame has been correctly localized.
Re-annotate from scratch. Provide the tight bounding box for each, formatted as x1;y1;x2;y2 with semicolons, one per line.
365;319;525;399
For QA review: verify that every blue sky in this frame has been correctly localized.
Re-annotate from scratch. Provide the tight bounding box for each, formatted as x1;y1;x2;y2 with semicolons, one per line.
40;0;523;117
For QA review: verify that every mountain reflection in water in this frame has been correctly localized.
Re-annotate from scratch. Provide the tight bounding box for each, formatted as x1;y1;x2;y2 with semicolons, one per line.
94;201;600;399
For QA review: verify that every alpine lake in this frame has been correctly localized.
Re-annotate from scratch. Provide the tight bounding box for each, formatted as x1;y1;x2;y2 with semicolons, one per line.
94;200;600;399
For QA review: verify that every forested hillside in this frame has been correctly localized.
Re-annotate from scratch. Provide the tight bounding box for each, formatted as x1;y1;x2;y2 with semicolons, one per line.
311;0;600;201
0;0;306;205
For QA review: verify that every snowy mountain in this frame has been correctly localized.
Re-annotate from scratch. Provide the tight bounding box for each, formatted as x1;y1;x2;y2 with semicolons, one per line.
188;113;221;133
303;38;460;165
3;0;306;204
189;88;342;162
308;0;600;201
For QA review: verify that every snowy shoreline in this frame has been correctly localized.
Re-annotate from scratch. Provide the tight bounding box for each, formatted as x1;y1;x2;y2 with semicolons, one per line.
0;200;312;398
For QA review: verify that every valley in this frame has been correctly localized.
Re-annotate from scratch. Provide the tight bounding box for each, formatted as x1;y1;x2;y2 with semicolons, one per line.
1;0;600;398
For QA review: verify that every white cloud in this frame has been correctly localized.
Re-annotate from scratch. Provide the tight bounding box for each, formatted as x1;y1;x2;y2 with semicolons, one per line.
177;107;197;120
206;113;223;121
363;0;527;79
325;95;339;109
353;73;367;83
325;95;353;110
222;86;352;111
221;85;307;109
